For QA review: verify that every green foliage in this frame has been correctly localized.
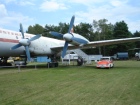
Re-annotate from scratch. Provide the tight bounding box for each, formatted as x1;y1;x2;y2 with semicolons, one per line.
133;31;140;48
113;21;131;38
75;22;93;40
44;24;57;38
92;19;115;55
27;24;44;35
110;21;135;55
58;22;69;33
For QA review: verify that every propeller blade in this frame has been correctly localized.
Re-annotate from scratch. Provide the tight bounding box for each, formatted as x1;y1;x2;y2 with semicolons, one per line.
71;37;89;44
68;15;75;33
11;44;22;50
49;31;63;38
29;34;41;42
25;46;31;61
20;23;24;38
62;41;69;58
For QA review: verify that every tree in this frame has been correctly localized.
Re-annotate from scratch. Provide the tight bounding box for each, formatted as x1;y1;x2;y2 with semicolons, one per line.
113;21;131;38
92;19;114;55
44;24;58;38
75;23;93;41
58;22;69;33
111;21;135;55
27;24;44;35
133;31;140;48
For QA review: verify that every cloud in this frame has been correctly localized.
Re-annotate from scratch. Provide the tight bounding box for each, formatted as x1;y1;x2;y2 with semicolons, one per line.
110;0;124;7
72;0;140;32
0;12;34;30
0;4;8;17
0;0;140;32
0;3;34;30
128;20;140;32
69;0;104;4
3;0;16;3
40;1;67;12
3;0;35;6
18;1;35;6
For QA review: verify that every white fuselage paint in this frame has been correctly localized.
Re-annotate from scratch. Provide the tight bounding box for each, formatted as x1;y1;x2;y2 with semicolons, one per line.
0;28;65;57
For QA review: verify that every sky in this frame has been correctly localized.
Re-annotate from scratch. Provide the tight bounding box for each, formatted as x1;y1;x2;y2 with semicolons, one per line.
0;0;140;33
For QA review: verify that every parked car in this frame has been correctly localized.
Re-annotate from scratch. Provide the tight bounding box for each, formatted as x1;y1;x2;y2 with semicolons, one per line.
96;56;114;68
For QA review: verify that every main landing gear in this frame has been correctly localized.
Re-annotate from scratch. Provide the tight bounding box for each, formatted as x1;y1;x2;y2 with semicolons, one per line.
0;57;12;66
47;55;59;68
77;56;84;66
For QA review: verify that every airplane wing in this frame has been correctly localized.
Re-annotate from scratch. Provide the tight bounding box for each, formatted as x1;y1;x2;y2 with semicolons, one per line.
51;37;140;52
83;37;140;48
51;44;80;52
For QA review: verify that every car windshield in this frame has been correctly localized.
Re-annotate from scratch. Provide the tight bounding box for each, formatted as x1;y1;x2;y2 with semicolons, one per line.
100;58;109;61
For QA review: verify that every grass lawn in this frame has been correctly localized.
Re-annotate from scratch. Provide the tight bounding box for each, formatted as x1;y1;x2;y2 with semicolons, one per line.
0;60;140;105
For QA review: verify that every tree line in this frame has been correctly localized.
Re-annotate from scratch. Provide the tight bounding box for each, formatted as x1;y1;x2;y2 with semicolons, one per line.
26;19;140;57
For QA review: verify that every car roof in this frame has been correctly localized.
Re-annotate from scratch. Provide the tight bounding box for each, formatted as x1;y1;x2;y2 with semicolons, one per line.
101;56;111;58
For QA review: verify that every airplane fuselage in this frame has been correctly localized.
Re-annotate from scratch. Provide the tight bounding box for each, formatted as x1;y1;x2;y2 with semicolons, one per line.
0;28;64;57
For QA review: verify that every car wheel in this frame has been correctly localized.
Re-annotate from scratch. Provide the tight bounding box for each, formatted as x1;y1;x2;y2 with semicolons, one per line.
112;64;114;68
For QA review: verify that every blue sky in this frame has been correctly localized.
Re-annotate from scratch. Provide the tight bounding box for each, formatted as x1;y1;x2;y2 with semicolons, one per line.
0;0;140;33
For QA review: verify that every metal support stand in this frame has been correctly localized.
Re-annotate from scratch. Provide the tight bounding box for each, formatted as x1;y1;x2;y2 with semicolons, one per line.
35;64;37;70
18;65;20;72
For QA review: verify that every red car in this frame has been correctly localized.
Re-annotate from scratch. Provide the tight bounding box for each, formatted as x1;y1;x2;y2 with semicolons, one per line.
96;57;114;68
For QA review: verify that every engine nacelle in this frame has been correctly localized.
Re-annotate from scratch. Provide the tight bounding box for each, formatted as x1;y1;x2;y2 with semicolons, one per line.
19;39;30;46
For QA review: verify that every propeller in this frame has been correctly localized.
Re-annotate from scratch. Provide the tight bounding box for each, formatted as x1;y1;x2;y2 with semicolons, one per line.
11;23;41;61
68;15;75;33
50;15;89;58
62;41;69;58
49;32;63;39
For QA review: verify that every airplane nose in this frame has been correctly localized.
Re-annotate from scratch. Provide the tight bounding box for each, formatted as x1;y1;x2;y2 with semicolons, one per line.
63;33;73;41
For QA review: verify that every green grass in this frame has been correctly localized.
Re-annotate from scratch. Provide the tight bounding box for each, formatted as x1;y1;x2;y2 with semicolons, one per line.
0;60;140;105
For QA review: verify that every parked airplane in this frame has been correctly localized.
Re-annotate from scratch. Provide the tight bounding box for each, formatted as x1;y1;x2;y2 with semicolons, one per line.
1;15;140;66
